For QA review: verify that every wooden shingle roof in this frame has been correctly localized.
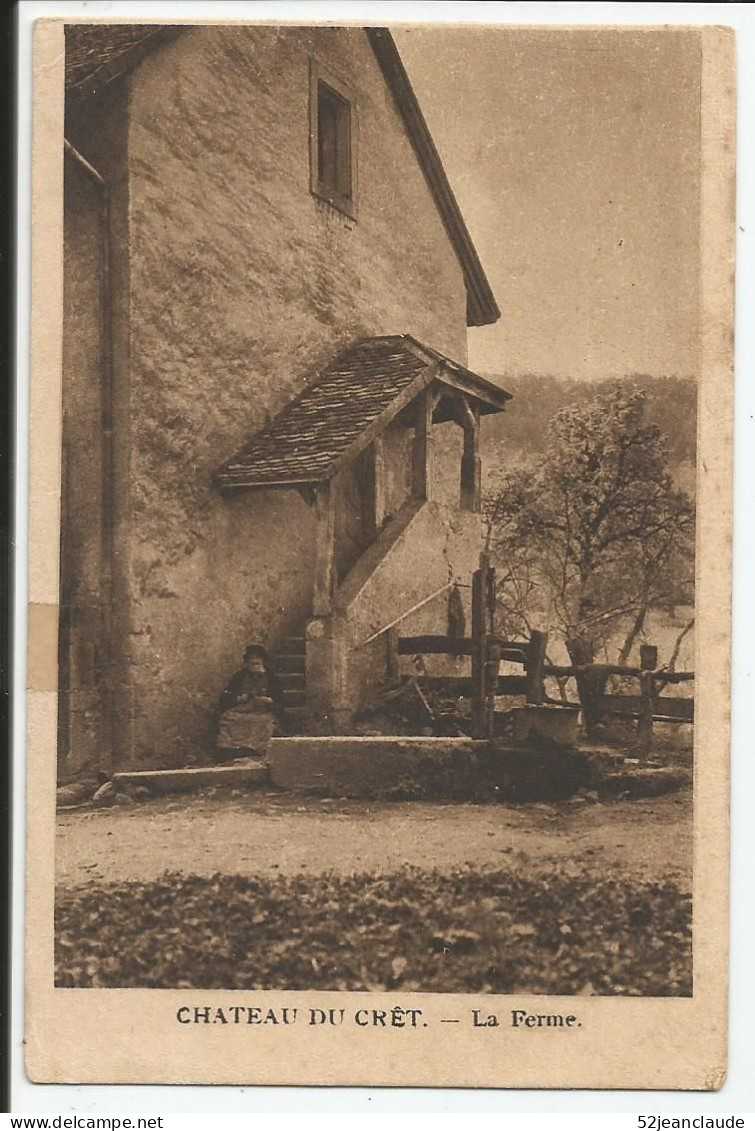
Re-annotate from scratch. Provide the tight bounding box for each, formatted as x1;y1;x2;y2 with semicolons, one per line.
215;336;510;490
65;25;183;101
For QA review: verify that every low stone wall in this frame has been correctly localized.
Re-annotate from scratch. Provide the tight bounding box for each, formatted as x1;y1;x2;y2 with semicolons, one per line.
487;746;589;802
328;500;481;728
113;762;268;795
268;736;484;800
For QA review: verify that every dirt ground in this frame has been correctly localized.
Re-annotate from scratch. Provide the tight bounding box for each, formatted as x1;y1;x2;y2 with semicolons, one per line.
56;786;693;889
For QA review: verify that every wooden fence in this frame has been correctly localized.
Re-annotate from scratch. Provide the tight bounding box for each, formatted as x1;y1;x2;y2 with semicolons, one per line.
396;555;547;739
395;558;694;752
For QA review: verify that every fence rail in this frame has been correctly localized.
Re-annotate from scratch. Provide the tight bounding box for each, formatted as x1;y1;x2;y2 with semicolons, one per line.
394;557;694;754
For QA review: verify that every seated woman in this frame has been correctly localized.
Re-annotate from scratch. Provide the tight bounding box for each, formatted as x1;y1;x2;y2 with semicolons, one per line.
214;644;286;764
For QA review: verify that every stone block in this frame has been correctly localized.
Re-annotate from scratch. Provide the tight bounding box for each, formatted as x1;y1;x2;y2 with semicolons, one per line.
595;765;691;800
511;704;580;746
267;736;483;799
485;745;590;803
113;762;269;796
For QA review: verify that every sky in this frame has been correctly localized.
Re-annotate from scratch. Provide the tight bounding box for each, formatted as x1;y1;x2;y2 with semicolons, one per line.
395;26;702;381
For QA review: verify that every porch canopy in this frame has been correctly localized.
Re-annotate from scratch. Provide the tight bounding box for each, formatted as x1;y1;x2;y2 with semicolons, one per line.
214;335;511;492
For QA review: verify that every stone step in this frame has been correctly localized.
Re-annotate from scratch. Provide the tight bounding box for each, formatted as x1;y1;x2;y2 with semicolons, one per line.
277;671;305;690
282;688;306;707
273;654;306;674
279;636;306;655
283;704;307;735
113;762;269;796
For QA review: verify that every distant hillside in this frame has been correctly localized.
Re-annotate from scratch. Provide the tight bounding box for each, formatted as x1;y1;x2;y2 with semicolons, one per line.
480;374;697;490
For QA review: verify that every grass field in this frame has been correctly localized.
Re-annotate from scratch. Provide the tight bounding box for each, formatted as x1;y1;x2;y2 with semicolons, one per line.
55;865;692;996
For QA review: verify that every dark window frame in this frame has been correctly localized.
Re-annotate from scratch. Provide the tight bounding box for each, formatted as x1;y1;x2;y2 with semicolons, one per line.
309;59;358;220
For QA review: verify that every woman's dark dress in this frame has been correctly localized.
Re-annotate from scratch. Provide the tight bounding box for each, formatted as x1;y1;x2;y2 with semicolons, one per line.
215;668;286;759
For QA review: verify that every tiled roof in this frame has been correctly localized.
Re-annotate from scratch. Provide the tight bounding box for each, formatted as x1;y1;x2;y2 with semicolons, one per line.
65;25;181;99
215;336;509;489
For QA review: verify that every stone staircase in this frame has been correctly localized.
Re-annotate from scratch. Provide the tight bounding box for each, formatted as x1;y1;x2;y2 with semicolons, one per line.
272;635;307;734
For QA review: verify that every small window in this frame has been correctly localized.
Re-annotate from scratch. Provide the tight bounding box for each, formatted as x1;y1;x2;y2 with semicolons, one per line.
310;61;357;218
317;83;351;199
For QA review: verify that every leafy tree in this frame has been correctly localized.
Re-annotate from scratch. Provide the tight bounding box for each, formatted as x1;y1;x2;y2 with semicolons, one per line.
485;384;695;731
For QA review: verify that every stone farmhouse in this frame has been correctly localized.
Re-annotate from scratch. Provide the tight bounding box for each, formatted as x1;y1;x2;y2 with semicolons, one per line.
60;23;510;777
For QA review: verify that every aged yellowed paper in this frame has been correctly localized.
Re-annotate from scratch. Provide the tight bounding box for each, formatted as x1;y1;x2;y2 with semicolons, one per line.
26;19;734;1088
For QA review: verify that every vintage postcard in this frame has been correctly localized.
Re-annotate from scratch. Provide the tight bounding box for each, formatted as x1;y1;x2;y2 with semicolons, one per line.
25;16;734;1088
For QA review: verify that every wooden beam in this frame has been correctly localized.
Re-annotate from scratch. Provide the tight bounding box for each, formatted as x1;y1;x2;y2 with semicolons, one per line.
597;694;694;723
543;662;695;682
544;662;643;679
454;389;478;433
431;384;445;411
386;627;400;683
460;403;481;512
407;674;529;697
484;639;502;739
637;671;655;756
525;630;548;705
296;484;317;507
312;480;336;616
372;433;387;529
434;368;511;413
412;386;434;499
398;634;472;656
496;646;529;664
499;675;529;696
470;563;488;739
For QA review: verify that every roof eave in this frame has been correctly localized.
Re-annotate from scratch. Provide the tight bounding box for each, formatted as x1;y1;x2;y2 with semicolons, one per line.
65;25;185;105
216;475;326;491
66;24;502;330
401;335;512;408
366;27;500;329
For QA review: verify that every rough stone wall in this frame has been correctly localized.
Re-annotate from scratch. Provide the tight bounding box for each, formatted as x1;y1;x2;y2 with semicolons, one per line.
59;158;107;780
379;419;413;523
61;80;133;779
430;420;467;510
268;736;482;800
120;26;469;765
338;500;481;718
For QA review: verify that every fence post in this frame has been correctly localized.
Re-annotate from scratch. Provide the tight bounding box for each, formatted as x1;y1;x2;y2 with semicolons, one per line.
484;641;502;739
525;629;548;705
470;558;489;739
637;670;655;756
639;643;658;672
386;627;400;684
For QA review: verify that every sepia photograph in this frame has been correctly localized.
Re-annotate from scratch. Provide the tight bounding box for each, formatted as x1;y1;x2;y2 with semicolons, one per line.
23;11;734;1089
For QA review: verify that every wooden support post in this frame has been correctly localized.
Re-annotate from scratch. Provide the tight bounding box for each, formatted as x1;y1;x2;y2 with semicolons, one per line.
481;559;499;737
372;433;387;530
637;670;655;757
470;561;488;739
486;566;497;635
636;644;658;757
386;627;400;684
460;404;482;513
525;629;548;705
411;388;433;500
484;641;502;739
312;480;336;616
